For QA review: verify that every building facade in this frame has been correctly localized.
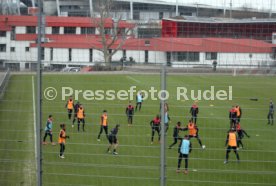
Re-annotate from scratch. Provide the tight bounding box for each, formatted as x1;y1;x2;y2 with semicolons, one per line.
0;15;275;71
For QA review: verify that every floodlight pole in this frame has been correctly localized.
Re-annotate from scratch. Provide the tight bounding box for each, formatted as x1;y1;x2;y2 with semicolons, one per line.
160;65;167;186
36;0;42;185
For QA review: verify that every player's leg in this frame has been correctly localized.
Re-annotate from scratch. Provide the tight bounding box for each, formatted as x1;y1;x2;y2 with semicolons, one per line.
139;102;142;111
82;119;85;132
169;137;178;149
177;153;183;172
224;146;231;163
184;154;189;174
104;126;109;140
196;135;203;148
43;131;48;144
151;127;155;143
77;118;80;132
157;127;161;142
233;147;240;162
97;126;103;140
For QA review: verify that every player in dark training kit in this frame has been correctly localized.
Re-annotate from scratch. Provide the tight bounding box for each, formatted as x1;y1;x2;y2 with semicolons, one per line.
169;122;185;149
150;115;161;144
126;102;134;126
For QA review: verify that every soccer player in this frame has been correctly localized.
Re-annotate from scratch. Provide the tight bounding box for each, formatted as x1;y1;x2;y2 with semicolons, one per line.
58;123;69;159
184;120;205;149
107;124;120;155
65;96;74;120
267;99;274;125
135;91;143;111
190;103;199;124
176;135;192;174
150;115;161;144
229;106;237;129
42;115;55;145
77;104;85;132
125;102;134;126
235;105;242;123
236;122;250;149
72;101;80;127
224;128;240;164
97;110;109;141
164;110;170;133
169;122;184;149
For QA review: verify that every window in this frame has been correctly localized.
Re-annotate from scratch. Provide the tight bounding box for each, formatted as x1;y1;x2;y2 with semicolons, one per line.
0;31;6;37
159;12;164;20
25;47;30;52
89;49;93;62
145;50;148;63
177;52;199;62
64;27;76;34
81;27;95;34
10;47;15;52
11;26;15;40
25;63;29;69
0;44;6;52
69;48;72;61
104;29;111;35
26;26;36;34
41;47;45;60
205;52;217;60
52;27;60;34
123;50;126;58
50;48;53;61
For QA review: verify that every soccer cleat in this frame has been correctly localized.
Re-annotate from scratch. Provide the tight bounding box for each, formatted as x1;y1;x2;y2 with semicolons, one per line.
59;155;65;159
150;142;153;145
184;170;188;174
42;142;47;145
176;169;181;173
51;142;56;146
202;145;206;149
224;160;228;164
97;139;101;142
113;152;118;155
72;124;74;128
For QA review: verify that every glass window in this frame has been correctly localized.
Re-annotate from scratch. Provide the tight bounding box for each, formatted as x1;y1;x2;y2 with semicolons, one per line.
52;27;60;34
10;47;15;52
64;27;76;34
81;27;95;34
0;44;6;52
25;47;30;52
0;31;6;37
26;26;36;34
206;52;217;60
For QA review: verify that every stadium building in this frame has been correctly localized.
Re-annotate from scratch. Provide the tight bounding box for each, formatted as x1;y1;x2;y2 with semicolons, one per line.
0;15;276;70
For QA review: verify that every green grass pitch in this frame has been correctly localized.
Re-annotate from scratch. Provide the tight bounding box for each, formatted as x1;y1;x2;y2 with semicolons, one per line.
0;74;275;186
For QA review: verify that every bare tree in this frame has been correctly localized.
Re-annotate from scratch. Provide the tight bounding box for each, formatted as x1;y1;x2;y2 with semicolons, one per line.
93;0;133;63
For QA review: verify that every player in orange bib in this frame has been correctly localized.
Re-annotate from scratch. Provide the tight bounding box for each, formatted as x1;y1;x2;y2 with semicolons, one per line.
97;110;109;141
224;128;240;164
58;124;69;159
184;120;205;149
77;105;85;132
65;96;74;120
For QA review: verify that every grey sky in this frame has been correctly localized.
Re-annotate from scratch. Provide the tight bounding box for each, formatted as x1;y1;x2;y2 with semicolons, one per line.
159;0;276;12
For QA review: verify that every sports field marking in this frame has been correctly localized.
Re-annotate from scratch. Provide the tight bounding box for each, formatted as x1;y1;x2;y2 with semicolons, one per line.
126;76;140;83
32;76;37;166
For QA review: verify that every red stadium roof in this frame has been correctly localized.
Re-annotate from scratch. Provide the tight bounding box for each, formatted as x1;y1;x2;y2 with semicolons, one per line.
0;15;135;29
24;35;275;53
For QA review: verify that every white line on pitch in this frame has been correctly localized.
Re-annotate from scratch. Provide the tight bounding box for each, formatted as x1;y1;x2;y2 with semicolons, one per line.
32;76;37;165
126;76;140;83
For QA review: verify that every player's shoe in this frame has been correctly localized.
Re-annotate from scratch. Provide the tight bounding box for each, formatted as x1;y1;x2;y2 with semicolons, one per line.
113;152;118;155
42;142;47;145
224;160;228;164
51;142;56;146
176;169;181;173
59;155;65;159
184;170;188;174
72;124;74;128
202;145;206;149
97;139;101;142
